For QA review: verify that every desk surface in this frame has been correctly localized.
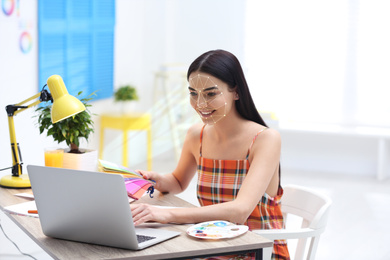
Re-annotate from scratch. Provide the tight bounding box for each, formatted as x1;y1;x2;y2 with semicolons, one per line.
0;187;272;260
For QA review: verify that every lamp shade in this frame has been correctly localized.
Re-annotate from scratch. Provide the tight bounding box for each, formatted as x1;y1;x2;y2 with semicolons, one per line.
46;75;86;123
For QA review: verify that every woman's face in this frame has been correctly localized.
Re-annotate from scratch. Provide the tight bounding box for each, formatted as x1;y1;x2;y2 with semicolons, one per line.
188;72;236;125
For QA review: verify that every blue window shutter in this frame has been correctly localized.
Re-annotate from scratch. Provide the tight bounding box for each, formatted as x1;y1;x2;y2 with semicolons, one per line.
38;0;115;100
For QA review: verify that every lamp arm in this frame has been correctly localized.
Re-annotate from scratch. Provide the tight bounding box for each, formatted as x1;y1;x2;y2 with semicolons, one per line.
5;89;52;177
8;115;23;176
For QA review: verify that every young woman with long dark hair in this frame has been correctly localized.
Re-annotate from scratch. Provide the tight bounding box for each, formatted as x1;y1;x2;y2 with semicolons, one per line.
131;50;290;260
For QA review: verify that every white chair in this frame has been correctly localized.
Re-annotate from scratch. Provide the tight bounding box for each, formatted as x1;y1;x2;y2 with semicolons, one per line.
253;184;332;260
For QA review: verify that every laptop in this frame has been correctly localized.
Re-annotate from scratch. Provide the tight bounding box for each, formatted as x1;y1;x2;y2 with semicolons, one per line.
27;165;180;250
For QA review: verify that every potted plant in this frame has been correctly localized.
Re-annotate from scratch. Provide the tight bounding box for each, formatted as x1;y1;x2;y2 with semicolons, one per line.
114;85;139;113
35;91;98;171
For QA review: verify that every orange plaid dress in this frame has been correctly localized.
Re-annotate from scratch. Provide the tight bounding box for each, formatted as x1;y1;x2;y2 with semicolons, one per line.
197;126;290;260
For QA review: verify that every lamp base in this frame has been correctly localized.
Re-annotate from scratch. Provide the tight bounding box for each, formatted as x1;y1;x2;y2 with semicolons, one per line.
0;174;31;188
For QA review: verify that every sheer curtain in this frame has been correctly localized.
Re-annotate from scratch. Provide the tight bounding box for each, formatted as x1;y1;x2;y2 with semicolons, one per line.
244;0;390;128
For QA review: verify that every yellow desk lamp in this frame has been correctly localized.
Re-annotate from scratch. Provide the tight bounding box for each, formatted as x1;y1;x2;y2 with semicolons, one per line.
0;75;86;188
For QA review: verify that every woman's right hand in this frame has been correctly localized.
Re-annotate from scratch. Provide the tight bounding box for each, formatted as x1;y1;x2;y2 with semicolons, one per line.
136;168;191;194
135;170;162;190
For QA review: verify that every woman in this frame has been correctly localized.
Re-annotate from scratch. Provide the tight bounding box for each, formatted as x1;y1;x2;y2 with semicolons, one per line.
131;50;290;260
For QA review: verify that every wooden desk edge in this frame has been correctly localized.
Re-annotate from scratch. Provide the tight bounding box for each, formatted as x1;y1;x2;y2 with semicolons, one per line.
1;189;273;260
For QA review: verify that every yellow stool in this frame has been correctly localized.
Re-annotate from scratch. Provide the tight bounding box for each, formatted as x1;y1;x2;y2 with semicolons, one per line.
99;113;152;171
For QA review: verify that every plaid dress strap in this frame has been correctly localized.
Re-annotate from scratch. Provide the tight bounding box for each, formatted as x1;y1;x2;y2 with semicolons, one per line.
245;127;267;159
196;126;290;260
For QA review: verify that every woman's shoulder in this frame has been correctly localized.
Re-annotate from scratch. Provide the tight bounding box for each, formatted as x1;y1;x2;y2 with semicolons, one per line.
260;126;280;138
243;121;280;145
244;124;281;163
186;122;204;141
244;121;279;137
252;126;281;149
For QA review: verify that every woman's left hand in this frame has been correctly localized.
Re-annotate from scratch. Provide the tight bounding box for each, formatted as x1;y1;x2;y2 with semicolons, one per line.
130;203;172;225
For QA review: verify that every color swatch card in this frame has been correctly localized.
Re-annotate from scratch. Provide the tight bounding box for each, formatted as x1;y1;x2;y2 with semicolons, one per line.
187;220;248;239
98;160;155;200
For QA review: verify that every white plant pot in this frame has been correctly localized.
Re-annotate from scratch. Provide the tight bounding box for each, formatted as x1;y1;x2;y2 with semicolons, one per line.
116;101;137;114
62;148;98;172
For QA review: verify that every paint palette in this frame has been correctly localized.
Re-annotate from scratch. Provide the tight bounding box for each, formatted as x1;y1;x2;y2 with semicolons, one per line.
186;220;249;239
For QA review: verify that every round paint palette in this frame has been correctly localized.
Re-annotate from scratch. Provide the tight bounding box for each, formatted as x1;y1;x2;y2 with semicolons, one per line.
186;220;249;239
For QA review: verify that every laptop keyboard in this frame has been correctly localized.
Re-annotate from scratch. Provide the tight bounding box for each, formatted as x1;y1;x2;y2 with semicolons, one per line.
137;234;156;243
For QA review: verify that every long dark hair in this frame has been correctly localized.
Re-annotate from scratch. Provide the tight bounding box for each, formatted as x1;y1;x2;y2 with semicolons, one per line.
187;49;268;127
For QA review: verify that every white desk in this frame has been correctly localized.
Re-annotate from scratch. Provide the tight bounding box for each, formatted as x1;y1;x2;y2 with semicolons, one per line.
277;123;390;180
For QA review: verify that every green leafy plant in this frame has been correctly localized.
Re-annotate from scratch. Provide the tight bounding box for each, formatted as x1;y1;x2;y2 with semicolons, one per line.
35;91;96;154
114;85;139;102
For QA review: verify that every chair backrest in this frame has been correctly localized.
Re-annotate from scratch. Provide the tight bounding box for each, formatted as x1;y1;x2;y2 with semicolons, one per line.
282;184;332;230
281;184;332;260
253;184;332;260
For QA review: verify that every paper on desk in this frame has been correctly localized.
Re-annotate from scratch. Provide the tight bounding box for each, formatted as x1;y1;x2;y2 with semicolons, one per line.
3;200;38;218
14;193;34;199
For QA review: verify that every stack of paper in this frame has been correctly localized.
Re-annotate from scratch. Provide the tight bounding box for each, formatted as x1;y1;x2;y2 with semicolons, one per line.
3;200;38;218
99;160;155;200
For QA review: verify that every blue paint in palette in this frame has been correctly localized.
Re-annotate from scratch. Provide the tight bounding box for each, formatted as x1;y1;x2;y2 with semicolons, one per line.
213;221;228;227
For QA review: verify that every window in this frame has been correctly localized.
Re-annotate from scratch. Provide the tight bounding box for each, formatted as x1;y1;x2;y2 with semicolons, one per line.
38;0;115;100
245;0;390;128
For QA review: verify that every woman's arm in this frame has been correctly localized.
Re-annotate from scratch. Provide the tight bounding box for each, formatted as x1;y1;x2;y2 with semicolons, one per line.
138;124;200;194
131;128;281;225
230;128;281;222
